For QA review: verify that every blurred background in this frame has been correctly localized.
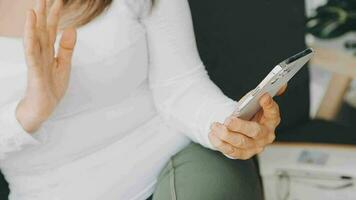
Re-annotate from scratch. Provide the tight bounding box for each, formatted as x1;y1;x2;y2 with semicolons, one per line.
306;0;356;125
258;1;356;199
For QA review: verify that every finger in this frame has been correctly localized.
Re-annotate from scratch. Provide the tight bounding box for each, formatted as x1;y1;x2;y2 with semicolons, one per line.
251;109;263;122
277;84;288;96
24;10;40;68
211;122;256;148
35;0;47;30
255;147;265;155
57;28;77;68
259;94;281;129
224;117;262;138
48;0;63;45
227;148;255;160
266;132;276;145
35;0;49;48
209;133;235;155
253;129;276;147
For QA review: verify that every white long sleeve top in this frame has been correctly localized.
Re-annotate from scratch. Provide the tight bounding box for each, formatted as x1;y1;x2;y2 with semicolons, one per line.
0;0;238;199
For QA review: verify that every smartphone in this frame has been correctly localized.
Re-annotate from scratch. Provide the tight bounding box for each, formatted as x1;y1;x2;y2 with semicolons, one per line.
232;48;314;120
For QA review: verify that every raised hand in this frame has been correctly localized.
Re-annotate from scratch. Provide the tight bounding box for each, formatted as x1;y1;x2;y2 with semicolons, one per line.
16;0;77;133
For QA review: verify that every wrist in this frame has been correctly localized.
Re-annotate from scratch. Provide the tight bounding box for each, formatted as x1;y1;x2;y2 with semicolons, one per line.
15;99;46;133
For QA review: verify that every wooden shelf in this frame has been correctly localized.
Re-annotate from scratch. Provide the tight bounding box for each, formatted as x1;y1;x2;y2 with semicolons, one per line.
308;41;356;120
310;46;356;79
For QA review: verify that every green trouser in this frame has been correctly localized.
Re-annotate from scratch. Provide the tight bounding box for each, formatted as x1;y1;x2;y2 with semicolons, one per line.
150;143;263;200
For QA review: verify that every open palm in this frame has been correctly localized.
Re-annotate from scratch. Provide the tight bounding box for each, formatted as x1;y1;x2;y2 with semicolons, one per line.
17;0;76;132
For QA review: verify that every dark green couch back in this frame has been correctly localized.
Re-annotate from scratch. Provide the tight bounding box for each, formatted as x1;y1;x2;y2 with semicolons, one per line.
188;0;310;130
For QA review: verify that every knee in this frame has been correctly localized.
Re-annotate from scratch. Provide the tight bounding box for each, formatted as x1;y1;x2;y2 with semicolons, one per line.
154;143;263;200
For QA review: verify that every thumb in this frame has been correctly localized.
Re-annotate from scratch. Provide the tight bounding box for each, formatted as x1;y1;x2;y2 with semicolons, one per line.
57;28;77;68
259;94;281;129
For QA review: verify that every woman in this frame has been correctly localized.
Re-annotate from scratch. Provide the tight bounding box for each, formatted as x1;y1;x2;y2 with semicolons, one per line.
0;0;283;199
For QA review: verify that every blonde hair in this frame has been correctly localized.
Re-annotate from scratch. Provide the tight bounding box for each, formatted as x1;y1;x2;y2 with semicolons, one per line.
58;0;113;27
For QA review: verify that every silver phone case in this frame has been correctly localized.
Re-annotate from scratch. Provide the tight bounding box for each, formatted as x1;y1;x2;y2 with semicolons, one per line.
232;48;314;120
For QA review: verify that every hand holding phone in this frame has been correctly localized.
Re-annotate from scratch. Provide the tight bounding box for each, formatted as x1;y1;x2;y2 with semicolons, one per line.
232;48;314;120
209;48;314;160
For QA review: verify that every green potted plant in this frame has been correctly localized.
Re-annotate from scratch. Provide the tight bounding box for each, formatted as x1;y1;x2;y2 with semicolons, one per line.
307;0;356;40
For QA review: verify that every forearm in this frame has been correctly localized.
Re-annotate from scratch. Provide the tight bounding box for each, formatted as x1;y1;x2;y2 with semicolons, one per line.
150;65;237;149
144;0;282;159
144;0;238;148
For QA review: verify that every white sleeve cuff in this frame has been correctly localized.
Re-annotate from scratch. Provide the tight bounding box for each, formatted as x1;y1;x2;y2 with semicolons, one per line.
0;101;40;159
199;98;238;150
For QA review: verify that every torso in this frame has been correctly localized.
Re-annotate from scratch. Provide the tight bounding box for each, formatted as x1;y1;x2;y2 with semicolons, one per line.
0;0;190;199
